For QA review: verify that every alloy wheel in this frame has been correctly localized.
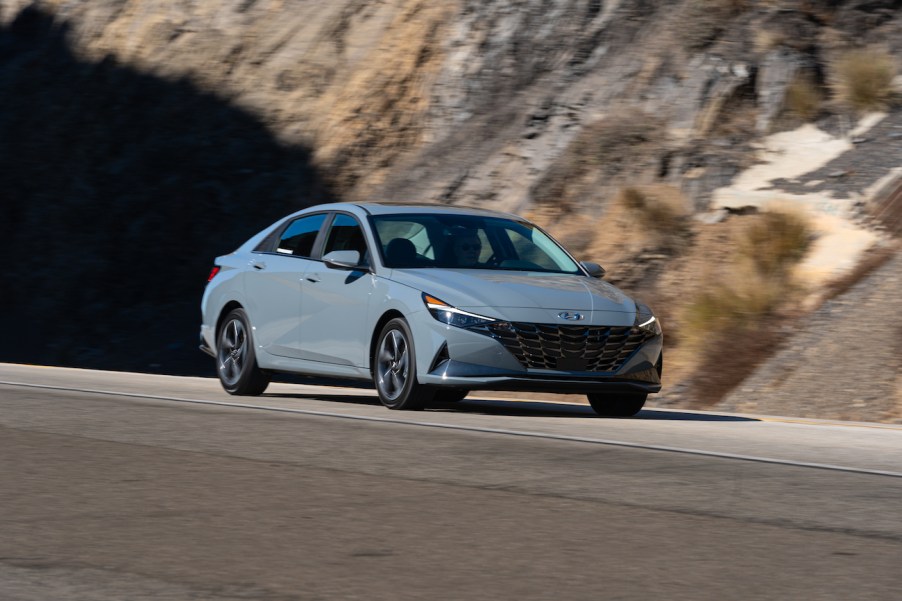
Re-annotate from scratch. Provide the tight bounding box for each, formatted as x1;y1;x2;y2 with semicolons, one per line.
218;318;247;387
376;329;409;401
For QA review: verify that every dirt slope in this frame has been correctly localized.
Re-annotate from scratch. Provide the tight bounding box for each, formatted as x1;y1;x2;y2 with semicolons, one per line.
1;0;900;418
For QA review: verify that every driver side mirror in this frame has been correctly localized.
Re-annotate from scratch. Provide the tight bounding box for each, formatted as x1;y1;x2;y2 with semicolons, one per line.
323;250;369;272
581;261;606;278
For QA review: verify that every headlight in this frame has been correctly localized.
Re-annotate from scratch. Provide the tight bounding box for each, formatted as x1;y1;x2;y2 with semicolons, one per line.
423;293;496;328
635;303;662;336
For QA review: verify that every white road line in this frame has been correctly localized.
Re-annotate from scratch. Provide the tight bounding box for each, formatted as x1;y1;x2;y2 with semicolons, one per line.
3;379;902;479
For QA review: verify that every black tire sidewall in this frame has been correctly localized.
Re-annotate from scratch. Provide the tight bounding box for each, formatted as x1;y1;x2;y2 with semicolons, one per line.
375;318;423;410
217;308;265;395
587;392;647;417
433;388;469;403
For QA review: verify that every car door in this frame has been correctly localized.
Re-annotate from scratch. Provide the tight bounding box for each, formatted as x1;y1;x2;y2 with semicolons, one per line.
244;213;327;358
297;212;376;367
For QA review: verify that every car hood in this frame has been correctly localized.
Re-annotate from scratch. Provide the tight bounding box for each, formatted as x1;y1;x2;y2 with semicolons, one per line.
389;269;636;315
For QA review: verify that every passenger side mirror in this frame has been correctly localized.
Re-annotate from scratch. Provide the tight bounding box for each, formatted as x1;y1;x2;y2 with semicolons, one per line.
581;261;606;278
323;250;368;271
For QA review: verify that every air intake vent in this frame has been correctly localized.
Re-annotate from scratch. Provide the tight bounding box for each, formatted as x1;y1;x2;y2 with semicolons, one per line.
469;322;652;372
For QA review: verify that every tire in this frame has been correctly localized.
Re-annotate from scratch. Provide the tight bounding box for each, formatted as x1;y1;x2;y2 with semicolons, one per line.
374;318;432;410
432;389;470;403
216;308;269;396
587;392;647;417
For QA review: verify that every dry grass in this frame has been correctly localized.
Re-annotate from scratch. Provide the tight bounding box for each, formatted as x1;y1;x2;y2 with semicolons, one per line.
587;118;661;163
679;208;812;403
703;208;811;319
615;185;692;249
530;110;666;210
686;323;783;409
528;209;600;257
737;208;812;278
831;48;897;113
784;75;822;121
567;184;692;272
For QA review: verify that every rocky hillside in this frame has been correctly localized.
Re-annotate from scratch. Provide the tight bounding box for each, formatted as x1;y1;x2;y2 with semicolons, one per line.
1;0;900;418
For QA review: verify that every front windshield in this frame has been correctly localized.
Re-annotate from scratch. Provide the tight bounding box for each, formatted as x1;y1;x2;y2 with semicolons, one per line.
371;214;582;274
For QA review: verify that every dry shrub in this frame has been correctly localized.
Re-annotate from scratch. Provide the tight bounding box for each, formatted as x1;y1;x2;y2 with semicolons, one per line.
528;208;601;257
588;118;661;163
737;208;812;278
615;185;691;249
530;111;665;209
832;48;897;112
582;184;692;267
682;270;785;337
681;208;813;404
686;324;782;409
784;75;822;121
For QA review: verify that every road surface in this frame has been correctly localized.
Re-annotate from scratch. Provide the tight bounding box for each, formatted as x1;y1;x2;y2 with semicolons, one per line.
1;363;901;600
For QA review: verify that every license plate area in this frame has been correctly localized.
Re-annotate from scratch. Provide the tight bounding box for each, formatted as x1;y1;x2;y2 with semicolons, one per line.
555;357;588;371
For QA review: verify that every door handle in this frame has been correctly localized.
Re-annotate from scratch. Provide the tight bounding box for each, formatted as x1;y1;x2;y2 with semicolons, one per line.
253;261;266;270
305;275;320;283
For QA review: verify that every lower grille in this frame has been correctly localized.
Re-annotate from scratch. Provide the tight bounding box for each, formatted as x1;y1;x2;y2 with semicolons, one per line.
469;322;653;372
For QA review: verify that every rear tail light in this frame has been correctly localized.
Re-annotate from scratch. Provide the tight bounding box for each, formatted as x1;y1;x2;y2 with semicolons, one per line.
207;266;221;282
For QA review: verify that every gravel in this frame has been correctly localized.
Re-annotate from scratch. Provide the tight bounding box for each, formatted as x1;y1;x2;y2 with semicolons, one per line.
718;249;902;423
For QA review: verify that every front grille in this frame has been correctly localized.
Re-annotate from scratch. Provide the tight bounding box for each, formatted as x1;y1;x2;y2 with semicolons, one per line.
469;322;653;372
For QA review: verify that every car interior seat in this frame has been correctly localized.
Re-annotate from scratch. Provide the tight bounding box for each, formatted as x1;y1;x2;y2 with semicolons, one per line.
385;238;417;267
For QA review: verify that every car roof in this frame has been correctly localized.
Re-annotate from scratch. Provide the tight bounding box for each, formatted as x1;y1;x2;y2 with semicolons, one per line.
325;202;522;219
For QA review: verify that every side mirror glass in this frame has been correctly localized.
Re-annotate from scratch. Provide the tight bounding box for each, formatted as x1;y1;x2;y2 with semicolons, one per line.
323;250;367;271
581;261;606;278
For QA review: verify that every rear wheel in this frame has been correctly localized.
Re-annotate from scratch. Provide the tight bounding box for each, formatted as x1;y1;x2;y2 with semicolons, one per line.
374;318;432;410
587;392;647;417
216;308;269;396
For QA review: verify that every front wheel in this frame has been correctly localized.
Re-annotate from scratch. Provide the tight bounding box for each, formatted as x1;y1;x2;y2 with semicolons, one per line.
216;308;269;396
374;318;432;410
587;392;647;417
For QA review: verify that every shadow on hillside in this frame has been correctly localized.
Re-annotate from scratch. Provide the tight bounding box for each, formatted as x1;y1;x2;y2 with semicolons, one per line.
0;6;333;375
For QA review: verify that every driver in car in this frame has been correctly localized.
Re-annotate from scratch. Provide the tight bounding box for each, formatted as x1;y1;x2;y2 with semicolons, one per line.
450;230;483;267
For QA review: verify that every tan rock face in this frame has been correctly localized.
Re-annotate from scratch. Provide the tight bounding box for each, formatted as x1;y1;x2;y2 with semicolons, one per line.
1;0;900;417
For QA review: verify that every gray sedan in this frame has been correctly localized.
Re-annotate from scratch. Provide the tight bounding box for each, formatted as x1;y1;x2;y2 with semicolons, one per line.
200;203;662;416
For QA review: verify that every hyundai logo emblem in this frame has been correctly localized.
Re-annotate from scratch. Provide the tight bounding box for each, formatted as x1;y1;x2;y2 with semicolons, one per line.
558;312;584;321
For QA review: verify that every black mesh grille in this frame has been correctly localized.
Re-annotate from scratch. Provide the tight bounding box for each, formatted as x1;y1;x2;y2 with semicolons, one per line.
469;322;653;372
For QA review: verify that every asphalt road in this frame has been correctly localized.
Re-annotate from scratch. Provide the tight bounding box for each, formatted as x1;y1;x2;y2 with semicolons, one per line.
2;364;901;600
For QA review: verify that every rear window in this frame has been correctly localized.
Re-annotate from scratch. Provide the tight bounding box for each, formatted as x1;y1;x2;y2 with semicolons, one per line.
275;214;327;257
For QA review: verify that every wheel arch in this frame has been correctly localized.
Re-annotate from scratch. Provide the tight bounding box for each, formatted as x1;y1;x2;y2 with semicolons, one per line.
369;309;406;376
216;301;245;344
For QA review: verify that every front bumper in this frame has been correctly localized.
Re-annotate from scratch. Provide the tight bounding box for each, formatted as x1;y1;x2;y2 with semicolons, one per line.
421;358;661;393
414;315;663;394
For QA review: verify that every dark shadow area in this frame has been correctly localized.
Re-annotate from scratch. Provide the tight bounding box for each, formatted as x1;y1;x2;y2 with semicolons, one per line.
445;399;759;420
263;393;381;407
0;7;333;375
634;408;758;422
261;390;759;421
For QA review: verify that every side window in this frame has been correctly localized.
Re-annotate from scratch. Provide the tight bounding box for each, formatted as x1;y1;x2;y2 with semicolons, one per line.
323;214;369;263
276;214;327;257
253;228;281;253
